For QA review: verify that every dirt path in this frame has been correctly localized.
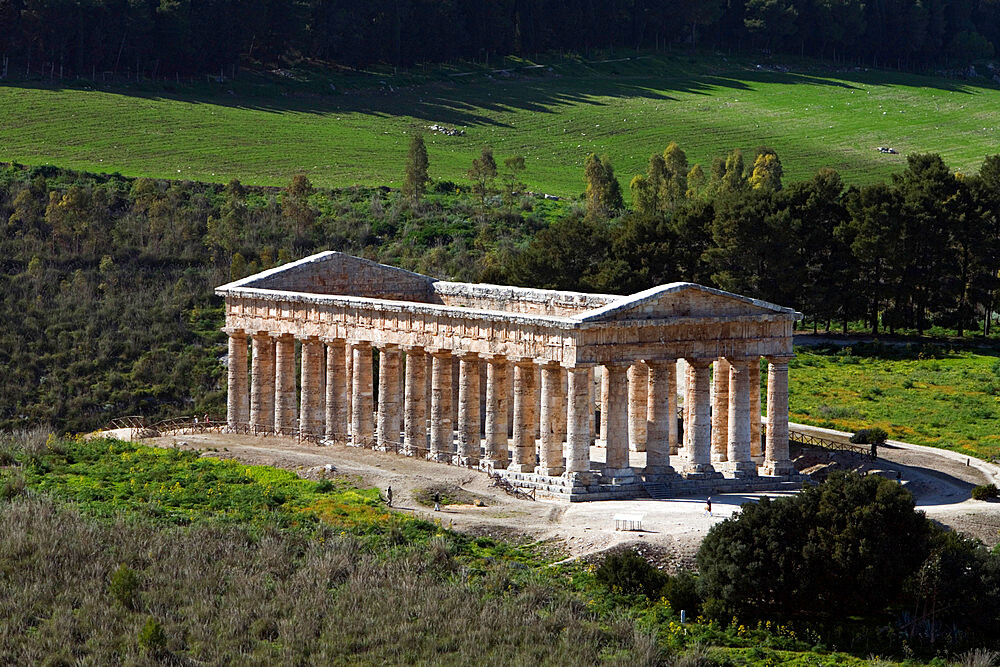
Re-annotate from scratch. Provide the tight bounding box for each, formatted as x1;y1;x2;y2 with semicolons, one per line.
150;432;1000;568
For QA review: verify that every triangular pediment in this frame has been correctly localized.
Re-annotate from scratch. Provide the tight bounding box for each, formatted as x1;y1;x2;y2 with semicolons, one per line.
217;251;438;302
575;283;797;322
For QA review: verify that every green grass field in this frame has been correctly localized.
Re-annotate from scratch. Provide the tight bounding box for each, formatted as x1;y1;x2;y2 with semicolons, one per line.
788;343;1000;461
3;53;999;196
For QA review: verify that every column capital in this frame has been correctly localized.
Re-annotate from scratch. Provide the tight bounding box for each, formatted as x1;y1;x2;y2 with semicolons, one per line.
562;361;595;371
298;334;321;343
455;350;480;361
271;332;294;341
765;355;794;366
374;342;400;351
686;357;714;368
538;359;562;369
427;347;453;357
322;337;347;346
222;327;246;337
251;329;272;340
348;340;372;349
512;357;536;367
643;358;676;368
400;344;425;353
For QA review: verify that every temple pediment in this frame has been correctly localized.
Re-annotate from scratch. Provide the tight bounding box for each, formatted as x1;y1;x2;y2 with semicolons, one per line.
576;283;797;323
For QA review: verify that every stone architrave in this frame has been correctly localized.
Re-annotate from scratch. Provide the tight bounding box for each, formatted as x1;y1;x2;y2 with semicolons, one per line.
683;359;717;477
750;360;762;457
376;345;402;451
603;363;632;482
763;356;796;476
226;330;249;430
727;359;756;477
403;347;427;457
325;339;348;443
274;335;297;435
645;360;675;477
566;366;593;484
351;342;374;446
250;332;275;433
538;362;565;476
430;351;453;462
510;360;538;473
299;338;324;437
457;353;482;466
627;362;648;452
711;358;730;463
484;357;509;469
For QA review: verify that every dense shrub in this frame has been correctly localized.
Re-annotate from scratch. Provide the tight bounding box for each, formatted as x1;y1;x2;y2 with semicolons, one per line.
595;549;666;599
849;427;889;445
697;472;929;623
108;564;141;611
972;484;999;501
663;570;701;616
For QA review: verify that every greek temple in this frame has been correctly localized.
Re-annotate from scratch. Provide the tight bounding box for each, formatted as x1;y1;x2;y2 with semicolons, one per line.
217;252;802;500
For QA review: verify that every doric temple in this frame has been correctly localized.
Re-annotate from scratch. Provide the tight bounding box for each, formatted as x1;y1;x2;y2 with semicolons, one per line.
217;252;802;500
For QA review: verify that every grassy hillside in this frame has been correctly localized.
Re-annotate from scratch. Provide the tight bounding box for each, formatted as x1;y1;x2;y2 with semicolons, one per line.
2;53;999;196
788;342;1000;461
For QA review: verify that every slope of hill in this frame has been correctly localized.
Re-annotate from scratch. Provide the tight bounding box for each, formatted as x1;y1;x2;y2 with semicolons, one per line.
2;53;998;196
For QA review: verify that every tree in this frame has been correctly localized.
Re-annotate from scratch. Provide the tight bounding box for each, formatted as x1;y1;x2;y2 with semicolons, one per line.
467;146;498;208
697;472;930;622
402;133;430;202
584;153;623;219
748;147;783;191
282;174;315;237
500;155;526;212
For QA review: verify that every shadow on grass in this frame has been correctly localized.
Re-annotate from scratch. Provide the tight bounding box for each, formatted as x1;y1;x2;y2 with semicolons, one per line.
2;52;991;129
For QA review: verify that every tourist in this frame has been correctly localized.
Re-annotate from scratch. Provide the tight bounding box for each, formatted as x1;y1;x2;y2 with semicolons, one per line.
433;491;441;511
387;485;393;507
705;496;712;517
870;441;878;460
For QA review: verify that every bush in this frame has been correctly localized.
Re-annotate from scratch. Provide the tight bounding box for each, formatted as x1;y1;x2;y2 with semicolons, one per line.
971;484;998;501
137;616;167;656
1;471;25;501
315;479;334;493
663;570;701;616
108;563;140;610
850;427;888;445
595;549;665;599
697;472;929;622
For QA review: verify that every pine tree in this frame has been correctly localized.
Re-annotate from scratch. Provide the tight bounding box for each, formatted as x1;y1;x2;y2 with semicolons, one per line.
403;133;430;202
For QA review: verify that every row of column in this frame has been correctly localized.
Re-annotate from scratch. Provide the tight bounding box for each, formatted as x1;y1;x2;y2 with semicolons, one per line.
227;330;794;480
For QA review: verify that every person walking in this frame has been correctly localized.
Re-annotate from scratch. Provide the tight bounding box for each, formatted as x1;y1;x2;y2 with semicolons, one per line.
870;441;878;460
704;496;712;517
386;485;393;507
433;490;441;512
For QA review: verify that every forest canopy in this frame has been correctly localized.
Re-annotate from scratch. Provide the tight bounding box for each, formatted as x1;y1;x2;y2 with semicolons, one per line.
0;0;997;79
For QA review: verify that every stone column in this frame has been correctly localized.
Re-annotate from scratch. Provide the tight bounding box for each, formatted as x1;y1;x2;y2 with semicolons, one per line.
325;339;348;443
711;358;730;463
430;350;453;462
227;330;249;430
750;360;762;457
627;362;648;452
345;344;354;435
538;363;565;475
727;359;756;477
683;361;693;451
600;367;610;443
484;357;509;469
510;359;538;472
603;363;632;481
299;338;324;438
376;345;402;451
351;342;374;446
645;360;675;477
457;353;482;466
763;356;796;476
683;359;717;477
250;332;275;433
403;347;427;457
664;361;678;455
566;366;593;483
274;335;297;435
